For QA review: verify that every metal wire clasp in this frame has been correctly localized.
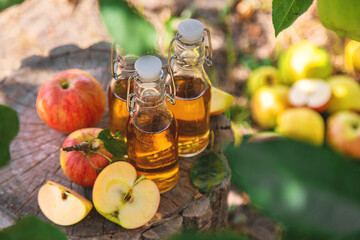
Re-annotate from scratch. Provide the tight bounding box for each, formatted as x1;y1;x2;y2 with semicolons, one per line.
126;73;137;117
162;64;176;105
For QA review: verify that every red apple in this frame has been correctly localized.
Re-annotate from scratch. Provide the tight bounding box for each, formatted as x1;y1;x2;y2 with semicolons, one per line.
326;111;360;159
288;78;331;112
60;128;113;187
36;69;106;134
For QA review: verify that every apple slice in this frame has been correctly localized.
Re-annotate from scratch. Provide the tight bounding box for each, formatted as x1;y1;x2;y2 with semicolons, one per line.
210;87;234;115
37;181;92;226
288;78;331;112
92;161;160;229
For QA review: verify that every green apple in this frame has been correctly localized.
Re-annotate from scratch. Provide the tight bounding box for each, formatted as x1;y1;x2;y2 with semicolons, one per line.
344;40;360;73
318;0;360;42
246;66;282;96
326;111;360;159
250;85;289;129
278;41;332;85
276;108;325;146
351;46;360;77
93;161;160;229
38;181;92;226
327;75;360;114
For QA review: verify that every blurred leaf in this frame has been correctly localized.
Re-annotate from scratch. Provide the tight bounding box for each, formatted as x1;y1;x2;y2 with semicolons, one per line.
238;51;272;70
0;215;67;240
272;0;313;36
0;0;23;11
190;151;227;195
99;0;157;56
225;104;251;127
0;105;19;168
169;231;248;240
97;129;127;157
225;138;360;238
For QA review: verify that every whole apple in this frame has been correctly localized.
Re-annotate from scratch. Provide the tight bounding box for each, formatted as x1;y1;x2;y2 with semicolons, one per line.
247;66;282;96
250;85;289;129
344;40;360;74
278;41;332;85
276;108;325;146
326;111;360;159
60;128;113;187
36;69;106;134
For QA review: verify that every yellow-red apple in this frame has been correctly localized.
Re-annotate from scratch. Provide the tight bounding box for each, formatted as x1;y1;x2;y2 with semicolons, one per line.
93;161;160;229
60;128;113;187
38;181;92;226
36;69;106;134
326;111;360;159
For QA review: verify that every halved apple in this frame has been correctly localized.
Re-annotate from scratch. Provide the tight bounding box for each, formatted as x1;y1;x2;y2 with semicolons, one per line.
37;181;92;226
92;161;160;229
210;87;234;115
288;78;331;112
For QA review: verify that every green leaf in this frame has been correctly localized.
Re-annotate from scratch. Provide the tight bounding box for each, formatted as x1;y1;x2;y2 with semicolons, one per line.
190;151;227;195
97;128;127;157
0;215;67;240
0;0;24;11
225;138;360;238
272;0;313;36
0;105;19;168
99;0;157;56
169;231;248;240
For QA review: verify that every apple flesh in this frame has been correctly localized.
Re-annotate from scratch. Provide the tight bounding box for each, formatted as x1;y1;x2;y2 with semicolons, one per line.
278;41;332;85
288;78;331;112
38;181;92;226
276;108;325;146
210;87;234;116
246;66;282;96
326;111;360;159
92;161;160;229
250;85;289;129
60;128;113;187
36;69;106;134
327;75;360;114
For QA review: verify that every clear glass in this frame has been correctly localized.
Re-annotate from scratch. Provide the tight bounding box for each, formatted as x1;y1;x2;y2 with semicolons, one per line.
167;36;211;157
127;72;179;193
107;57;135;140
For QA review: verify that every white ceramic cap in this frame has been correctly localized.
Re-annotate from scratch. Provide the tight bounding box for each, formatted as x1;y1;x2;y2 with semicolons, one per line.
178;19;204;44
134;55;162;82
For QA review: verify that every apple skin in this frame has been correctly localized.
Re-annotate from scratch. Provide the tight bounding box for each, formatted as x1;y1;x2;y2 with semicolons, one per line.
318;0;360;42
278;41;332;85
327;75;360;114
326;111;360;159
250;85;289;129
36;69;106;134
276;108;325;146
38;181;92;226
344;40;360;74
60;128;113;187
247;66;282;96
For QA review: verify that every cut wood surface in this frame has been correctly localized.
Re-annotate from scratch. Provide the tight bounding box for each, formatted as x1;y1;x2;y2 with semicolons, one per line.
0;42;232;239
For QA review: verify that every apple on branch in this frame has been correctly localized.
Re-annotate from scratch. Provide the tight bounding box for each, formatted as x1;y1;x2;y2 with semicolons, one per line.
60;128;113;187
38;181;92;226
288;78;331;112
93;161;160;229
36;69;106;134
326;111;360;159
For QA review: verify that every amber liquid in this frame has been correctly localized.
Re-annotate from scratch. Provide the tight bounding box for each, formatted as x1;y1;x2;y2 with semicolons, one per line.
107;78;130;140
167;76;211;157
127;109;179;193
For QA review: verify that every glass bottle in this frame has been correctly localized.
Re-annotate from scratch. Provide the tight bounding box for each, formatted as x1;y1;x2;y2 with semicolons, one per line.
126;55;179;193
167;19;213;157
108;42;136;140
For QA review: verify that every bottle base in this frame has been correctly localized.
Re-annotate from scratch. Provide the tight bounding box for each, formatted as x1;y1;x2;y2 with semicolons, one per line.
178;135;209;157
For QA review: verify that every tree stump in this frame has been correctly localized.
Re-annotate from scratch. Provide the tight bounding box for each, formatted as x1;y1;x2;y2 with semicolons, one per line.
0;42;232;239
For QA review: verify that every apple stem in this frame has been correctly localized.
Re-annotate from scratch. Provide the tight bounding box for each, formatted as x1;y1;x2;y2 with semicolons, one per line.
61;141;99;152
134;175;146;186
88;150;113;163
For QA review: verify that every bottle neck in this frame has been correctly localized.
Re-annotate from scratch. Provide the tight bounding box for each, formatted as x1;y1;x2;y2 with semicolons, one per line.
134;71;166;108
173;36;206;67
